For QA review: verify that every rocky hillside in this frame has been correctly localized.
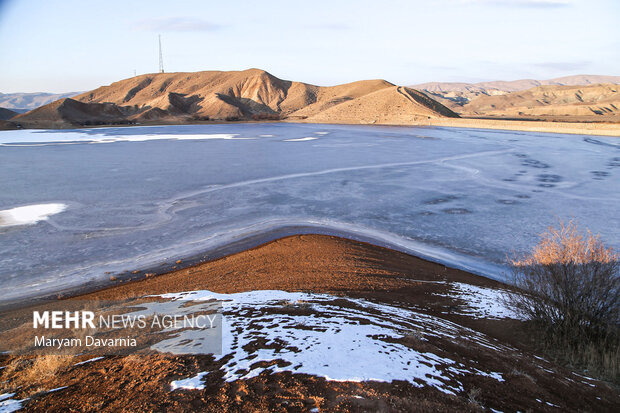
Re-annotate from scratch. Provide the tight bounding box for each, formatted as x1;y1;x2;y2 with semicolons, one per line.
9;69;458;128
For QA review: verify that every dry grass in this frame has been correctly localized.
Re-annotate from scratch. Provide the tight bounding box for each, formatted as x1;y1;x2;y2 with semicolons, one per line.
1;355;73;394
506;221;620;383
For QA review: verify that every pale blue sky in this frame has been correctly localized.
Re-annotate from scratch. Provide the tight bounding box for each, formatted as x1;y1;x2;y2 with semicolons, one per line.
0;0;618;93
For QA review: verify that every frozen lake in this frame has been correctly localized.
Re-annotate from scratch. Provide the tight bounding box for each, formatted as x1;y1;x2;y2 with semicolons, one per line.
0;123;618;302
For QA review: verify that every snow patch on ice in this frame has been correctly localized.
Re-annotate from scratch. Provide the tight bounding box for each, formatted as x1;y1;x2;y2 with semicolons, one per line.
0;203;66;228
0;134;248;146
284;137;318;142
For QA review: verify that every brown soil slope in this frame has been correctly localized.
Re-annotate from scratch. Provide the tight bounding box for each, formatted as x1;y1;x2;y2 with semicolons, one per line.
306;86;458;124
11;69;457;127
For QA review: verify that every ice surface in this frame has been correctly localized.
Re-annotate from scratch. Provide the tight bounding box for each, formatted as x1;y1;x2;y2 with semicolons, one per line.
165;289;507;394
0;124;618;301
283;137;318;141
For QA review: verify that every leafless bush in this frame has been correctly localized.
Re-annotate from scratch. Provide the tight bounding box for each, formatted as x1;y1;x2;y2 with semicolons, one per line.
506;221;620;381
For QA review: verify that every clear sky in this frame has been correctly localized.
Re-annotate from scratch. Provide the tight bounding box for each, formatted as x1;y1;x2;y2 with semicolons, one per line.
0;0;618;93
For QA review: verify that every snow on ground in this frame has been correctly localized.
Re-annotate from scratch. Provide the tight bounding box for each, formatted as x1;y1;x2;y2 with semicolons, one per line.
73;357;104;366
434;282;522;320
159;290;508;395
0;393;27;413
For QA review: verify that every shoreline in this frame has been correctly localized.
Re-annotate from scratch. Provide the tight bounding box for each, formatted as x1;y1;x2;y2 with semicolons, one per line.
4;234;620;411
0;226;507;311
71;233;508;302
3;117;620;137
293;117;620;137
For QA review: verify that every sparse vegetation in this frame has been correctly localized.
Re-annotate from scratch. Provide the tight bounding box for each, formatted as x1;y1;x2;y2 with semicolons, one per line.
506;221;620;382
1;355;73;394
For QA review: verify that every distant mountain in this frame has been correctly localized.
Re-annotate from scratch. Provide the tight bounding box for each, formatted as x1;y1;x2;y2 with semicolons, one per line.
415;75;620;94
0;91;81;111
10;69;457;128
0;107;18;120
459;83;620;120
414;75;620;108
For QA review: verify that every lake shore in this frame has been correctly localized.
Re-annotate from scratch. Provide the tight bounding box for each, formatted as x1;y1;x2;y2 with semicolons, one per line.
2;234;619;411
71;233;505;301
292;117;620;137
4;117;620;137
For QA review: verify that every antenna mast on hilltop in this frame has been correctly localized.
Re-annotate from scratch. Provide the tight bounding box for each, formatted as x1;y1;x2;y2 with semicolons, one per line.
158;34;164;73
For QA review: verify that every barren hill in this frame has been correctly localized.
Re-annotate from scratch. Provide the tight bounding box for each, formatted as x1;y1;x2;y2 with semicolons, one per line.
306;86;457;124
11;69;457;128
460;83;620;120
415;74;620;111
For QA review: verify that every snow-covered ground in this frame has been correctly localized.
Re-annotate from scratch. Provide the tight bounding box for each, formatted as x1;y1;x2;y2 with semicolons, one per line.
0;393;27;413
157;289;508;395
434;282;523;320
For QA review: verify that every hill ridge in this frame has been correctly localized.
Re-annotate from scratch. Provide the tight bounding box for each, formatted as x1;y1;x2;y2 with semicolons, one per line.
11;69;457;128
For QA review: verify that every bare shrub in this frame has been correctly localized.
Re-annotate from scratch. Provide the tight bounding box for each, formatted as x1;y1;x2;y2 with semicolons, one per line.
506;221;620;381
466;387;481;407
